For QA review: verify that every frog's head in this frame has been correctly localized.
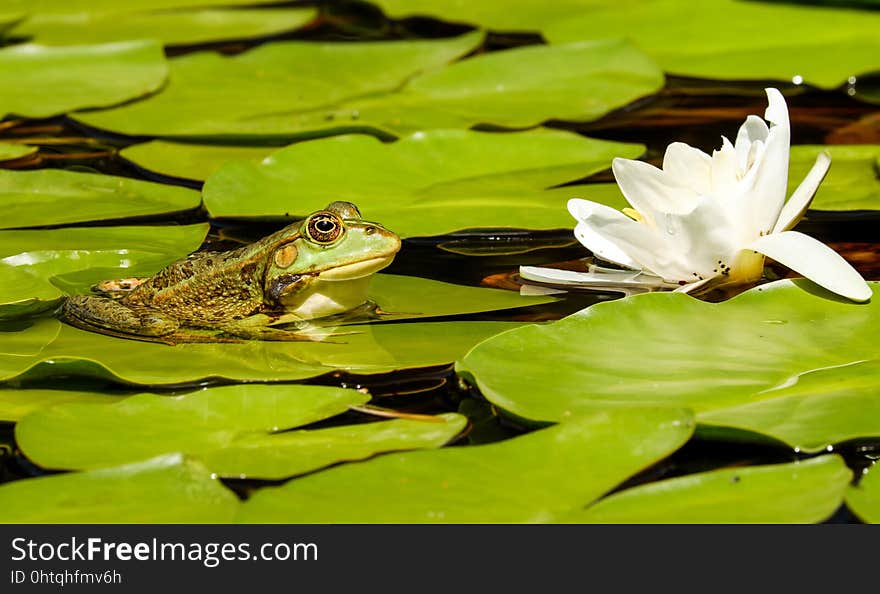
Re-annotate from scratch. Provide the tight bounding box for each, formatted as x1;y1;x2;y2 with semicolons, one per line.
265;201;400;308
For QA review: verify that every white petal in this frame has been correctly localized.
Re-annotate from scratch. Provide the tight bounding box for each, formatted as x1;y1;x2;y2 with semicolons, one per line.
611;157;699;216
568;198;665;273
734;115;769;171
749;231;871;302
773;151;831;233
740;88;790;233
519;266;675;289
710;136;740;197
662;142;712;194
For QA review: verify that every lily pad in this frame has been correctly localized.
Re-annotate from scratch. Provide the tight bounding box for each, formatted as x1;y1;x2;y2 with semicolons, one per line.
75;32;484;139
0;453;238;523
0;319;525;385
12;8;317;47
0;388;125;422
0;142;36;162
0;13;25;37
0;224;208;317
203;129;641;236
16;384;369;470
0;40;167;119
561;456;851;523
121;141;275;181
4;0;291;12
457;280;880;450
846;462;880;523
372;0;596;31
238;406;694;523
0;168;201;228
699;360;880;452
0;317;60;357
790;145;880;212
543;0;880;89
190;413;466;480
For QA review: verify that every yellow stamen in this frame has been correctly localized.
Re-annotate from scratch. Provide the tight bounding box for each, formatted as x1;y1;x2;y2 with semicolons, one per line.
622;208;644;223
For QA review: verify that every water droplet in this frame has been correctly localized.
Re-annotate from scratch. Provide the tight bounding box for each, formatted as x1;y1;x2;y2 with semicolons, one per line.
664;213;676;235
848;76;857;85
210;473;218;479
792;75;804;85
826;445;834;452
793;447;801;454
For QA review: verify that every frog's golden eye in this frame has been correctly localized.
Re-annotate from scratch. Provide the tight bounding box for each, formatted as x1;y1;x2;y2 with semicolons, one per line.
306;212;344;245
273;244;298;269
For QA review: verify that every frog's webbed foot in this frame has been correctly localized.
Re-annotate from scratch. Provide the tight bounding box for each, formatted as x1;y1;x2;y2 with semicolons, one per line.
220;314;359;343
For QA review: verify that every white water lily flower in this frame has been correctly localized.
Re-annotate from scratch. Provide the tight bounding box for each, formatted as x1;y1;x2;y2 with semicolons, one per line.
521;88;871;302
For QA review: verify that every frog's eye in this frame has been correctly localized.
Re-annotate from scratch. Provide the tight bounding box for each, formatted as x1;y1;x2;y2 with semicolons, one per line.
306;212;344;245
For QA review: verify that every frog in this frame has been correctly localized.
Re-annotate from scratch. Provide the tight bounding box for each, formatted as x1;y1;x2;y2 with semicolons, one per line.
61;201;401;344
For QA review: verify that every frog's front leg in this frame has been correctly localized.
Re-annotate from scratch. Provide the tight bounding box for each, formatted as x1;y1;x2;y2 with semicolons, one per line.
219;314;347;342
63;295;180;337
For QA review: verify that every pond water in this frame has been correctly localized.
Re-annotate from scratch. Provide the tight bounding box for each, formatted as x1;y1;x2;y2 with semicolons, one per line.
1;1;879;523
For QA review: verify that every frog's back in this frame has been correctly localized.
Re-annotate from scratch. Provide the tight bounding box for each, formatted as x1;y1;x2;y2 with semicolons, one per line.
124;246;269;324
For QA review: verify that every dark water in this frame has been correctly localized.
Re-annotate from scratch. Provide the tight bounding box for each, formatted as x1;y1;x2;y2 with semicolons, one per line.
1;2;879;516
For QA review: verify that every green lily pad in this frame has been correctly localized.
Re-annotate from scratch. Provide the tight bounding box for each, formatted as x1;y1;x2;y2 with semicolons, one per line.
699;360;880;452
0;453;238;523
543;0;880;89
0;40;167;119
0;142;36;162
0;13;25;37
0;318;525;385
13;8;316;47
203;129;641;236
846;462;880;523
561;456;851;523
4;0;292;12
0;388;125;422
372;0;595;31
238;406;694;523
0;317;60;357
16;384;369;470
790;145;880;212
0;224;208;317
189;413;466;480
0;168;201;229
457;280;880;450
75;32;484;139
122;141;275;181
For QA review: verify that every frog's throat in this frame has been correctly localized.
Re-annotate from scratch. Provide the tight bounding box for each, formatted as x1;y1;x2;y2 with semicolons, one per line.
315;254;396;281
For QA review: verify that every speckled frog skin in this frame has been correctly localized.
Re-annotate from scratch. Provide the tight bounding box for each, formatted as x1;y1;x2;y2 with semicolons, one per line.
62;202;401;344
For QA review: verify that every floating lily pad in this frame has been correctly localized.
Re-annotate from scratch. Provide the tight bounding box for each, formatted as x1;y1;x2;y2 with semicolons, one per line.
457;280;880;450
0;142;36;162
544;0;880;89
238;407;694;523
75;32;484;138
372;0;595;31
790;145;880;212
0;13;25;37
0;388;125;422
203;129;640;236
846;462;880;523
0;453;238;523
16;384;369;470
13;8;316;47
0;224;208;317
0;168;201;228
122;141;275;181
0;40;167;119
192;413;466;480
4;0;289;11
0;317;60;357
561;456;851;523
699;360;880;452
0;318;525;385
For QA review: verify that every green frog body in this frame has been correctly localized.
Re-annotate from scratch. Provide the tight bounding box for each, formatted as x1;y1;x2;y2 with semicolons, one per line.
62;202;401;344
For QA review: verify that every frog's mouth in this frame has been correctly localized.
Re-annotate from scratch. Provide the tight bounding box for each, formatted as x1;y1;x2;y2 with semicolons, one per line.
316;254;397;281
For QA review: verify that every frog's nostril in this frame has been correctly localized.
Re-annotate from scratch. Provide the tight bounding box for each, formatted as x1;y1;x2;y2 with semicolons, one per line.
365;226;376;235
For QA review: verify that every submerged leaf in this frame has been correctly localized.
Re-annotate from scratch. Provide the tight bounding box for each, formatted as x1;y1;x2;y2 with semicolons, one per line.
457;280;880;450
238;407;694;523
0;454;238;523
562;456;851;523
0;142;37;162
846;462;880;524
0;388;125;422
0;40;167;119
